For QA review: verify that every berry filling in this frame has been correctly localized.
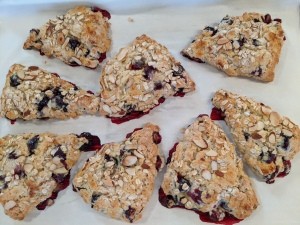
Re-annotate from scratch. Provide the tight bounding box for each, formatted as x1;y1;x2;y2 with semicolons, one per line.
167;143;178;164
158;188;241;225
210;107;225;120
91;6;111;19
36;173;70;210
78;132;101;151
265;159;291;184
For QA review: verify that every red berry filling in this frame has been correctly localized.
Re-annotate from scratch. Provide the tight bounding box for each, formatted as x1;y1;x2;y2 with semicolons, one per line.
210;107;225;120
78;132;101;151
266;159;291;184
91;6;111;19
158;188;242;225
167;143;178;164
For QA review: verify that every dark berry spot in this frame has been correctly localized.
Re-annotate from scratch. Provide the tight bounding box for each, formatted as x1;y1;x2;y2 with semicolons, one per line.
172;64;185;77
8;151;18;159
156;156;162;171
280;133;291;150
69;38;80;50
53;146;66;161
167;143;178;164
84;49;90;57
125;206;136;223
204;26;218;36
144;65;155;80
79;132;101;151
259;151;276;164
10;74;21;87
104;154;118;166
152;131;162;144
14;165;26;179
91;193;101;208
277;160;291;177
251;67;263;76
262;14;272;24
253;18;260;23
252;39;260;46
0;176;8;190
28;66;39;71
210;107;225;120
27;135;39;155
98;52;106;63
158;187;177;208
154;82;163;90
244;132;250;141
174;88;185;97
131;59;145;70
126;128;142;138
237;37;246;48
209;208;226;222
37;95;49;111
52;173;67;183
187;189;203;204
124;104;136;113
69;61;80;67
30;29;40;34
181;51;205;63
91;6;111;19
54;95;68;111
177;174;191;192
221;16;233;25
274;18;282;23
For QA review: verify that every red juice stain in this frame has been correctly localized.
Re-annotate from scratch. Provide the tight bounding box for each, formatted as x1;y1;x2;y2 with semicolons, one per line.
210;107;225;120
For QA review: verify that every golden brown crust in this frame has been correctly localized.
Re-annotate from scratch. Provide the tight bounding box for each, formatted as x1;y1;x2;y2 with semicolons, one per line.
73;123;164;223
23;6;111;69
212;89;300;183
160;115;258;221
0;64;100;120
99;34;195;118
182;12;285;82
0;133;88;220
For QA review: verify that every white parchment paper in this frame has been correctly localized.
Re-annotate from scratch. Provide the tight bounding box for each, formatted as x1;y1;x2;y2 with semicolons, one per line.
0;0;300;224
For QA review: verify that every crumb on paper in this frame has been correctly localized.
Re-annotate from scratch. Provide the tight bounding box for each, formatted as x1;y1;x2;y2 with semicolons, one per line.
128;17;134;22
44;60;47;64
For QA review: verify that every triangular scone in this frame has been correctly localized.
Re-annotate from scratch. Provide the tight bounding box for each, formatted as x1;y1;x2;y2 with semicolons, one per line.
23;6;111;69
0;64;100;121
73;123;165;223
99;34;195;123
212;89;300;183
182;13;285;82
0;132;100;220
159;115;258;222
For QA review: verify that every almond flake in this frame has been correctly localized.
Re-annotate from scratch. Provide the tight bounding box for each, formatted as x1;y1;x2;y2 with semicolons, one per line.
205;149;218;157
193;139;208;149
270;111;281;126
202;170;211;180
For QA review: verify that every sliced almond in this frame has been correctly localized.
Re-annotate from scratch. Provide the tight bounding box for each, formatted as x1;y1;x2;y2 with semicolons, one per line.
4;200;16;210
117;48;128;61
125;168;136;176
268;133;276;144
122;155;137;167
193;139;208;149
105;161;115;167
211;161;218;171
205;149;218;157
202;170;211;180
256;121;265;130
54;167;68;174
217;37;229;45
270;111;281;126
261;106;272;115
251;132;262;140
24;164;33;173
282;129;293;137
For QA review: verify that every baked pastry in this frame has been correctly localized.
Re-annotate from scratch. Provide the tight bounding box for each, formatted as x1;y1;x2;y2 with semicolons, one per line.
0;64;100;121
99;34;195;123
73;123;164;222
159;115;258;222
0;132;100;220
23;6;111;69
182;13;285;82
212;89;300;183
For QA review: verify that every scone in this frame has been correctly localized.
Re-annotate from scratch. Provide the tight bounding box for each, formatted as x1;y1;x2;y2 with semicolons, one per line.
212;89;300;183
23;6;111;69
159;115;258;222
0;132;100;220
73;123;165;223
99;34;196;124
182;13;285;82
0;64;100;121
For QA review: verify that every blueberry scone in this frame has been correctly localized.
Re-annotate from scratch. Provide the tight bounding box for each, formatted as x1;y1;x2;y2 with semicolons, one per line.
0;64;100;121
23;6;111;69
73;123;165;223
159;115;258;222
182;13;285;82
99;34;196;124
0;132;100;220
212;89;300;183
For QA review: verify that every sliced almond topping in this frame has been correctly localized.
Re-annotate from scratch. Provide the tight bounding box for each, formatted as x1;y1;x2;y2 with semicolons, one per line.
105;161;115;167
193;138;208;149
268;133;276;144
122;155;138;167
205;149;218;157
125;168;136;176
211;161;218;171
24;164;33;173
282;129;293;137
270;111;281;126
4;200;16;210
256;121;265;130
117;48;128;61
103;178;114;187
261;106;272;115
133;150;144;158
217;37;230;45
54;167;68;174
202;170;211;180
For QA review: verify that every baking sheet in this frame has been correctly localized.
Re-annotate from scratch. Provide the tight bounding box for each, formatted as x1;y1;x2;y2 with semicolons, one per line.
1;0;300;224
